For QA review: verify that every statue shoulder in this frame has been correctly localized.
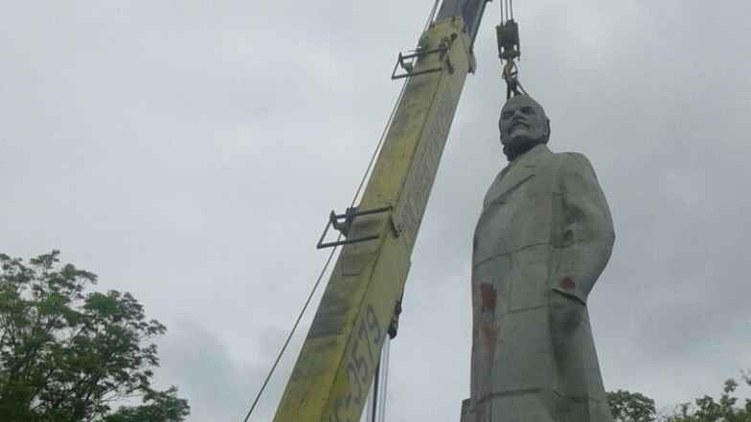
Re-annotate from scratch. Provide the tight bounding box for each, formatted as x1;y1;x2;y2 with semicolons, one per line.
554;151;597;174
555;151;593;168
554;151;602;191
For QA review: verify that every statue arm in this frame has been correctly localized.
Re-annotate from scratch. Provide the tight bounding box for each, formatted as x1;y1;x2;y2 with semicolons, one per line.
550;153;615;303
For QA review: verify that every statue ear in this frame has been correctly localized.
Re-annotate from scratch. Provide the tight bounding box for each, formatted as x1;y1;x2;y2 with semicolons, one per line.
544;117;551;143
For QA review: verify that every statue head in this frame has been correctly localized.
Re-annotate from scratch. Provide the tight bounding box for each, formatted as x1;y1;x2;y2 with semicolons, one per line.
498;95;551;161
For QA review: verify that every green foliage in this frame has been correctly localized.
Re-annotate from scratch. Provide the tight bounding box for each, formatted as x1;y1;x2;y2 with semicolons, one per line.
0;251;189;422
609;375;751;422
665;376;751;422
104;387;189;422
608;389;657;422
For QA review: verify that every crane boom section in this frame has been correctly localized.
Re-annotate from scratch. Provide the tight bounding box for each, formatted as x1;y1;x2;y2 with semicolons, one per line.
273;17;474;422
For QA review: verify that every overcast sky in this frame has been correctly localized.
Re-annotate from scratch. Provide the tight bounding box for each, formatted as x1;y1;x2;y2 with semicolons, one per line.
2;1;751;421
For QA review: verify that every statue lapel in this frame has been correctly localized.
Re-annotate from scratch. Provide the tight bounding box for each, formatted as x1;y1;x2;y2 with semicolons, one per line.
486;144;549;208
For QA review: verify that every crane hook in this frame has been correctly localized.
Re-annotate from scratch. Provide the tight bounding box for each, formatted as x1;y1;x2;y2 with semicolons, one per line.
496;17;526;99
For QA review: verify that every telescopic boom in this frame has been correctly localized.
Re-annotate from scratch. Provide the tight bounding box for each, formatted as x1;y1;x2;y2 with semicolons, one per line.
273;2;492;421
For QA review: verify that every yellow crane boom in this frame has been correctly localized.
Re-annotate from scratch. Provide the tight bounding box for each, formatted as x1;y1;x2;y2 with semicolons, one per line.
273;2;492;420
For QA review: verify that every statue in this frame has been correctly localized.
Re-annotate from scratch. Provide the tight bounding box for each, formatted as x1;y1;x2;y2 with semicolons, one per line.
462;96;616;422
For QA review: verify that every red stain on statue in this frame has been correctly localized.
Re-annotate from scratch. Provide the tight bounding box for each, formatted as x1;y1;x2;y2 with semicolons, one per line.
479;283;496;311
474;283;498;419
478;283;498;360
560;276;576;291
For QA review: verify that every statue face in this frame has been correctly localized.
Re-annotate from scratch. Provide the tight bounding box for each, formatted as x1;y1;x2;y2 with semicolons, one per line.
499;96;549;149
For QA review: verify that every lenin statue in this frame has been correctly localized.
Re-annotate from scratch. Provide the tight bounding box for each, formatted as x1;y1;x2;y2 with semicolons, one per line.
462;96;616;422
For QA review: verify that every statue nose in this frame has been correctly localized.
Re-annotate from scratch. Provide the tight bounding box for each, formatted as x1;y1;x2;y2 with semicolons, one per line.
509;109;524;119
510;117;526;126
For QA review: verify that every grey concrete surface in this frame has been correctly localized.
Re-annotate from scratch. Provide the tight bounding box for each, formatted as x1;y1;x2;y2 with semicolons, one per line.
466;97;615;421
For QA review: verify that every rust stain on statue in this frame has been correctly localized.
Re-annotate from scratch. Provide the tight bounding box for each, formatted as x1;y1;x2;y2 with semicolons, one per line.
479;283;497;311
560;276;576;291
476;282;499;404
473;282;499;418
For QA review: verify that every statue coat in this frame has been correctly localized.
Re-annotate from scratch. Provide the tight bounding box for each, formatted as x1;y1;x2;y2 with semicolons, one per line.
467;144;615;422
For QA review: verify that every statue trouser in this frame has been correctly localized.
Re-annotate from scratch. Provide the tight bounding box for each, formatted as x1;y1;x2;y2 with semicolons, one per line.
463;290;613;422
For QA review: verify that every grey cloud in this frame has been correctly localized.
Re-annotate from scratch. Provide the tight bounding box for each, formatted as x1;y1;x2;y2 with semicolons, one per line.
3;0;751;420
157;320;299;422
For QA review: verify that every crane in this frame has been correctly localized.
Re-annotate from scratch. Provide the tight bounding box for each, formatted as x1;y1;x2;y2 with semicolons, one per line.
268;1;524;420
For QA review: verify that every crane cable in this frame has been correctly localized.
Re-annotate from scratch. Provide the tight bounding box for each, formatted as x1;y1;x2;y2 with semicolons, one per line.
241;2;440;419
500;0;513;22
424;0;440;33
498;0;527;99
240;78;410;422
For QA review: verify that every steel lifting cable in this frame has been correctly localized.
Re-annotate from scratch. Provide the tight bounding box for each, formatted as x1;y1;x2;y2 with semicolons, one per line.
424;0;440;33
331;0;433;207
509;0;514;21
241;79;410;422
500;0;513;24
498;0;526;98
241;242;338;422
241;1;441;417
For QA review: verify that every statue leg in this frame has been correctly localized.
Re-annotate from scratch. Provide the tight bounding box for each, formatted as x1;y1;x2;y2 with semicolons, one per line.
473;305;557;422
549;291;613;422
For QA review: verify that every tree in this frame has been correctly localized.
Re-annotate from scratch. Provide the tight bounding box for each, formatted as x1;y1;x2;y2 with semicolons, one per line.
666;376;751;422
608;389;657;422
0;251;189;422
608;374;751;422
